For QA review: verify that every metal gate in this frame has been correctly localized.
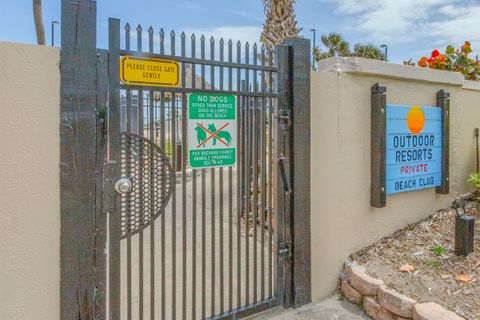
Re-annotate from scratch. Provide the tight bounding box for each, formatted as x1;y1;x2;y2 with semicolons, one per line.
106;18;289;319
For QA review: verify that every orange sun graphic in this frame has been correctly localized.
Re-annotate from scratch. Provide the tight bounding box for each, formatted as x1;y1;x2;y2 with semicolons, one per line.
406;106;425;135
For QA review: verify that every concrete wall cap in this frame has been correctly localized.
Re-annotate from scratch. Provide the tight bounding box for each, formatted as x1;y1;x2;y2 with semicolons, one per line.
463;79;480;91
316;57;466;87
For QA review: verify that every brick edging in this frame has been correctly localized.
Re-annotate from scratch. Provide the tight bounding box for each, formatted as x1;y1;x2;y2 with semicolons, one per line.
340;261;465;320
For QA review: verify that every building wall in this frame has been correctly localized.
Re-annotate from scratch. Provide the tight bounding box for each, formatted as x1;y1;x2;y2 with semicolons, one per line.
311;57;480;301
0;42;60;320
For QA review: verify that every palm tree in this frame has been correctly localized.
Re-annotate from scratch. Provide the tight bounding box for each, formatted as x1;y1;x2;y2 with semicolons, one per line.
260;0;301;50
314;32;386;63
33;0;45;45
320;32;351;57
353;43;385;60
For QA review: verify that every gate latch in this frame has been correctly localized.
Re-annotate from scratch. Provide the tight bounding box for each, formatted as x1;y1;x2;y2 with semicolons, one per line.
278;241;292;258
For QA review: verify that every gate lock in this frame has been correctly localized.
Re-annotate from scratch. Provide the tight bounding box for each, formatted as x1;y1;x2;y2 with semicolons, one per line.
115;178;133;194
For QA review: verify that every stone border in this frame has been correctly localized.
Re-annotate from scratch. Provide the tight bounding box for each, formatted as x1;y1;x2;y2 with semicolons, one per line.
340;261;465;320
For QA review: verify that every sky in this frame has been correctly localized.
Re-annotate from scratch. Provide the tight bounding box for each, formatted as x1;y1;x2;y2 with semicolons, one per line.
1;0;480;63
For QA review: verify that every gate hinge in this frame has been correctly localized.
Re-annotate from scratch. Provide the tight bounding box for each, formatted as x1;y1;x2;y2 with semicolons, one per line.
278;241;292;258
275;111;291;126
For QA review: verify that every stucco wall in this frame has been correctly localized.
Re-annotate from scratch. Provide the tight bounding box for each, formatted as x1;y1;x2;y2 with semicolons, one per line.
0;42;60;320
311;57;480;301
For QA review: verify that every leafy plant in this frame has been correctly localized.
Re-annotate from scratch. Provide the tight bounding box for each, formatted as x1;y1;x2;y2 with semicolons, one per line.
468;173;480;190
418;42;480;80
431;245;447;257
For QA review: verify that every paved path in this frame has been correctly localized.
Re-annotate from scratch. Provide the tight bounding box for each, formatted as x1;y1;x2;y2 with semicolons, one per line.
246;294;369;320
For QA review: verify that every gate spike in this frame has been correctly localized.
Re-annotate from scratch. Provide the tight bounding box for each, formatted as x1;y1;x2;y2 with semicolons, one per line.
160;28;165;36
220;38;224;45
228;39;233;46
170;30;175;37
137;24;142;32
148;26;154;34
181;32;186;39
125;23;130;31
200;35;205;41
191;33;196;40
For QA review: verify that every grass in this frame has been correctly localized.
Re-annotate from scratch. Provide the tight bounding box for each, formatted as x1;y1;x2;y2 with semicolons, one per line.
431;245;447;257
424;259;441;269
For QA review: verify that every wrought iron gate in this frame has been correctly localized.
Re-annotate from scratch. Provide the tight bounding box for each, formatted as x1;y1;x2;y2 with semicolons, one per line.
106;18;290;319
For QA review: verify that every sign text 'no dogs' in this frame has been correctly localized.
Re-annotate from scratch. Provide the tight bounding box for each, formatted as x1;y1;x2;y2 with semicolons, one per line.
188;93;237;169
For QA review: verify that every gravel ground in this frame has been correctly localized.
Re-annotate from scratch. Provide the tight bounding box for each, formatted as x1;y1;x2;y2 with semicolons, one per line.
352;193;480;320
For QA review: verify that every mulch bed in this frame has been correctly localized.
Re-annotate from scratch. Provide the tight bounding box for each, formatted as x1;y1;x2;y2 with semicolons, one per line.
351;193;480;320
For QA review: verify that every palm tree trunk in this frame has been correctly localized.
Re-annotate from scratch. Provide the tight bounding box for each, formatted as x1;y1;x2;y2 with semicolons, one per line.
33;0;46;45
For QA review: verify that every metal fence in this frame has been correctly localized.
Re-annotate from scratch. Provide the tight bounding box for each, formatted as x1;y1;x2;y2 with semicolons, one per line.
108;18;281;320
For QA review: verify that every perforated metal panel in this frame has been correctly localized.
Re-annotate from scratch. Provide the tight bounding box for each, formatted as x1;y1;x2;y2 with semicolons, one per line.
120;132;174;238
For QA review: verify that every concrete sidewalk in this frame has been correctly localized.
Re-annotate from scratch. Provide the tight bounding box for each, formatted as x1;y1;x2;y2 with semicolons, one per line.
247;294;369;320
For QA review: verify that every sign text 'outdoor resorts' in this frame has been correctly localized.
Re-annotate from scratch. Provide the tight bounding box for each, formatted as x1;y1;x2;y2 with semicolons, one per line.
386;104;443;195
188;93;237;169
120;56;180;87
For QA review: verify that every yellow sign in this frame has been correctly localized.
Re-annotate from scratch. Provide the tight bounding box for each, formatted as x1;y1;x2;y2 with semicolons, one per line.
120;56;180;87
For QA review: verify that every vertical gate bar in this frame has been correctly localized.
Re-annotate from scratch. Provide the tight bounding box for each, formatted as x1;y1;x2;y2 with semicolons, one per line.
200;34;207;320
267;49;274;299
210;36;216;318
136;24;145;320
244;42;251;306
252;43;258;304
180;31;188;320
125;22;133;320
170;29;177;320
235;40;242;309
219;37;225;316
260;45;266;302
147;26;155;320
108;17;121;320
191;32;197;320
159;28;166;320
227;39;234;313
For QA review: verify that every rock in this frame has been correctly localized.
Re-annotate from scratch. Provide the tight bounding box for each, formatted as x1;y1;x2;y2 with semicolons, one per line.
341;280;363;304
378;285;417;318
363;296;397;320
413;302;465;320
347;264;385;296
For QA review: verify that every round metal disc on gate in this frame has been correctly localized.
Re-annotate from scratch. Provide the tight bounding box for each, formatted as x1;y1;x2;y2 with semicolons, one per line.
120;132;174;238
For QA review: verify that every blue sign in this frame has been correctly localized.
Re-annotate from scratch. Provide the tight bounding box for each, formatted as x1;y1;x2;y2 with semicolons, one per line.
386;104;442;195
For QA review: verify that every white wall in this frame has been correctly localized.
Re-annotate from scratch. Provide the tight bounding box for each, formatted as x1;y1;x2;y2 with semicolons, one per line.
0;42;60;320
311;57;480;301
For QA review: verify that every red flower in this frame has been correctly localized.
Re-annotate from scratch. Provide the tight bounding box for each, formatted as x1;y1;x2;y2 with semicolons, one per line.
431;49;440;58
465;41;471;47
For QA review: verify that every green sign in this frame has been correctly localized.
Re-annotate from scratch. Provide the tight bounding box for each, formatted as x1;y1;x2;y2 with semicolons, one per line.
188;93;237;169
